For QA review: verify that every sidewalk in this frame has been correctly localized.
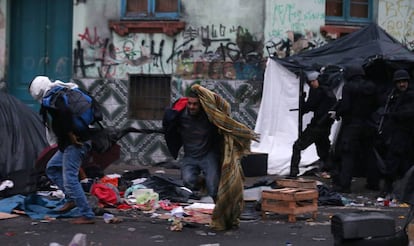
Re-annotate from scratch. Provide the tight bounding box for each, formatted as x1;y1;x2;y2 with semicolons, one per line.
0;161;412;246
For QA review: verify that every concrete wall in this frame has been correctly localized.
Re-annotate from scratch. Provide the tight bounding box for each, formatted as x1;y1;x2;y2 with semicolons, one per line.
378;0;414;49
1;0;413;165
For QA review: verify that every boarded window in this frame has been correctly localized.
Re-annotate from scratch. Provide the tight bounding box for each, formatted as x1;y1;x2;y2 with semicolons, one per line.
155;0;178;12
326;0;343;17
326;0;371;24
122;0;180;20
350;0;369;18
128;75;171;120
126;0;148;17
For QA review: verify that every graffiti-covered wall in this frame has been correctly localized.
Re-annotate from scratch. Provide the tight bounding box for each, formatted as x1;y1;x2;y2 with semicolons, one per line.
1;0;413;165
73;0;266;80
71;0;267;164
72;0;119;78
264;0;326;58
378;0;414;51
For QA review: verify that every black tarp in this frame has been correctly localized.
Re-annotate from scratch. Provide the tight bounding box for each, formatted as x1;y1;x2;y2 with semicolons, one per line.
0;91;49;196
275;23;414;86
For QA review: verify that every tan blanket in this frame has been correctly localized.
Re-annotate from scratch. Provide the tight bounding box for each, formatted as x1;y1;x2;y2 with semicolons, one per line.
191;84;259;230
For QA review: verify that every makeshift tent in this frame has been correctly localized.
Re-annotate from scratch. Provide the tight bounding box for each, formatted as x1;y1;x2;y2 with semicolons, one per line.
276;23;414;74
0;91;49;196
252;23;414;176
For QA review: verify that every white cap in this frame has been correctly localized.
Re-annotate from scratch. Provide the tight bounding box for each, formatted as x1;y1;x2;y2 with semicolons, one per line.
306;71;320;81
29;76;53;102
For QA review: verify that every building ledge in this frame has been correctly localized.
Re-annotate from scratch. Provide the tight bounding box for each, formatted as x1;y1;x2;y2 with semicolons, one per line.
109;20;186;36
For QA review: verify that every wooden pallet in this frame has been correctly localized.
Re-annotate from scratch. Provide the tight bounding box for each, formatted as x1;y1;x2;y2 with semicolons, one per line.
276;179;317;189
261;180;318;222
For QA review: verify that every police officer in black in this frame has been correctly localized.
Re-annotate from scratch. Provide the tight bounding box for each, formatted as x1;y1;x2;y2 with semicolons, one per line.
332;65;380;193
381;69;414;196
289;71;337;177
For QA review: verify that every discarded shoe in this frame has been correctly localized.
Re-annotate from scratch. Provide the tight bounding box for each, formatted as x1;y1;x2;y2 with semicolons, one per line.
57;201;76;213
69;216;95;224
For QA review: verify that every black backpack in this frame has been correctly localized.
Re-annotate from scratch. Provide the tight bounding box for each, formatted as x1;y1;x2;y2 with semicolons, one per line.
41;86;103;131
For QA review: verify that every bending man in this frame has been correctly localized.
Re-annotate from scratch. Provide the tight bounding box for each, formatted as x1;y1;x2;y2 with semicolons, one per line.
163;84;259;230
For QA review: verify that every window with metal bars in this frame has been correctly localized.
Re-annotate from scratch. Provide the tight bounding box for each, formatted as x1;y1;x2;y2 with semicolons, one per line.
122;0;181;20
326;0;372;24
128;75;171;120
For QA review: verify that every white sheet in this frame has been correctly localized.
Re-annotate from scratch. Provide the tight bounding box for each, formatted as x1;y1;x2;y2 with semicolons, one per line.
251;59;318;176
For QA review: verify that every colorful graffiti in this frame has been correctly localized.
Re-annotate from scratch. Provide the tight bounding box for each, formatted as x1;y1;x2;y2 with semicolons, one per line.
175;60;264;80
265;30;326;58
74;24;265;80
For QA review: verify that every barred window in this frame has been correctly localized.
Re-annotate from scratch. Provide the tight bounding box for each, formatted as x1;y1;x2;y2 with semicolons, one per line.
128;75;170;120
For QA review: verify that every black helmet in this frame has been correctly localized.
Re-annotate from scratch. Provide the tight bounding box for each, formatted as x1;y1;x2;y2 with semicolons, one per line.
392;69;410;82
344;64;365;79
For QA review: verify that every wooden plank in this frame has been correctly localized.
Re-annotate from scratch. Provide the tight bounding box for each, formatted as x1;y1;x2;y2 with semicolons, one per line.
262;189;318;201
277;179;317;189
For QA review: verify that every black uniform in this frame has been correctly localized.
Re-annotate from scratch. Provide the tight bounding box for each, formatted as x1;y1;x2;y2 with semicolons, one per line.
381;87;414;194
333;65;380;193
289;84;337;176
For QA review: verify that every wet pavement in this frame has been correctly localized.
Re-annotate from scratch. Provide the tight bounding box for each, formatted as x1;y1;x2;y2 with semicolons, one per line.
0;163;413;246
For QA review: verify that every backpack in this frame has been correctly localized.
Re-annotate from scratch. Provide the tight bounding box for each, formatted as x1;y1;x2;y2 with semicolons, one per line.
41;86;103;131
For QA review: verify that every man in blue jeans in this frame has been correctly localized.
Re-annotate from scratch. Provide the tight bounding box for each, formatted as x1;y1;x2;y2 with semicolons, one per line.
164;84;259;230
29;76;95;224
163;89;222;202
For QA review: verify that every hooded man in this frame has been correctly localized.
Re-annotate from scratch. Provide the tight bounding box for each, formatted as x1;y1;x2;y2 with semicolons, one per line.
29;76;95;224
29;76;79;145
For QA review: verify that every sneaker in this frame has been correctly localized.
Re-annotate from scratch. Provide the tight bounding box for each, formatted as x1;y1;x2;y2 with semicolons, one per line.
69;216;95;224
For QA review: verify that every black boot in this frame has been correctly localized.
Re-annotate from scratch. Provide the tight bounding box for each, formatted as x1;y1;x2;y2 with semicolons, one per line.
289;148;300;177
290;164;299;177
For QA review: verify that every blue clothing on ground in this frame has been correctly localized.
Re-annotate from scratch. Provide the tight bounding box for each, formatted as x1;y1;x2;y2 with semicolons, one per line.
0;194;81;220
